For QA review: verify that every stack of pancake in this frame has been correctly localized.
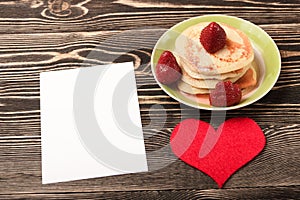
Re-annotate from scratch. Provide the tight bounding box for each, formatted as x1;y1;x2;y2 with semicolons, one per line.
173;22;258;95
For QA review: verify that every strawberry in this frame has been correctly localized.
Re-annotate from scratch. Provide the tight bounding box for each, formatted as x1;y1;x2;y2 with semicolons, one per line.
209;81;242;107
200;22;227;54
155;51;182;85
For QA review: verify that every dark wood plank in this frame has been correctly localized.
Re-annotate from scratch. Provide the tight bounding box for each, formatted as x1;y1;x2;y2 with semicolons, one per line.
0;0;298;33
0;124;299;194
0;186;299;199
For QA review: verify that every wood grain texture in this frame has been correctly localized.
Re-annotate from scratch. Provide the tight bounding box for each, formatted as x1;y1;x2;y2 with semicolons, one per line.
0;0;299;199
0;186;299;200
0;124;299;194
0;0;298;34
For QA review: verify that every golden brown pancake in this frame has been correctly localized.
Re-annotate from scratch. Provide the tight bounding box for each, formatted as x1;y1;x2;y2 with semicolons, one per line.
181;63;250;89
178;66;257;95
174;22;254;75
175;52;251;80
177;80;210;94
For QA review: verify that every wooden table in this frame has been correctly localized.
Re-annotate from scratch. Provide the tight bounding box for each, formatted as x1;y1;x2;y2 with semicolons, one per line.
0;0;299;199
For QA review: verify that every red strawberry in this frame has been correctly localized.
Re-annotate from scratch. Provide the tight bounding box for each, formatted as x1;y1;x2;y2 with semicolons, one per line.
155;51;182;85
200;22;227;54
209;81;242;107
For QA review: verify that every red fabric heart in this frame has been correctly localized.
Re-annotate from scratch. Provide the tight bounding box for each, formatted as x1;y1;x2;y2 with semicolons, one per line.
170;118;266;188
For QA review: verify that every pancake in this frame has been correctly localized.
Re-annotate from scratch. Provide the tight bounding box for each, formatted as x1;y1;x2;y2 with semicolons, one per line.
178;66;257;95
175;52;251;80
174;22;254;75
181;63;250;89
177;80;210;94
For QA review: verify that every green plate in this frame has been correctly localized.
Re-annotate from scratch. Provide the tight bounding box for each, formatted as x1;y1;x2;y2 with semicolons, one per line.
151;15;281;110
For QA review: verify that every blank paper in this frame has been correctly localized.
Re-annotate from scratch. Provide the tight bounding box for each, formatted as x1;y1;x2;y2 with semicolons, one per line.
40;62;148;184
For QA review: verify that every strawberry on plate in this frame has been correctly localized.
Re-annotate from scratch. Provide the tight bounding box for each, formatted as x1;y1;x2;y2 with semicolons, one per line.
209;81;242;107
200;22;227;54
155;51;182;85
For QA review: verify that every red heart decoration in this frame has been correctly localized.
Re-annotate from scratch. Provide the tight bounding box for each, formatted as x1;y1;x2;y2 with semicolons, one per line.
170;118;266;188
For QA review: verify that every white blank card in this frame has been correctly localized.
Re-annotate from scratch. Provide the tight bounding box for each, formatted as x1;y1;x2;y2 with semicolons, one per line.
40;62;148;184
